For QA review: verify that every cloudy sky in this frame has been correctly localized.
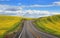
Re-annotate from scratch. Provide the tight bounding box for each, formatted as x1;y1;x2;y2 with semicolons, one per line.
0;0;60;18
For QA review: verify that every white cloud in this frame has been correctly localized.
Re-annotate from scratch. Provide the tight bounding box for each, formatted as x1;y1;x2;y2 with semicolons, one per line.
0;10;3;12
53;1;60;6
0;4;60;17
24;10;50;15
23;5;54;7
0;4;23;16
51;12;60;15
21;1;60;8
21;5;54;8
22;10;60;17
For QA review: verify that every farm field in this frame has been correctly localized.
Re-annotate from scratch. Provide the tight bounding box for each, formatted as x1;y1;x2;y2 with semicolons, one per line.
34;14;60;37
0;15;22;38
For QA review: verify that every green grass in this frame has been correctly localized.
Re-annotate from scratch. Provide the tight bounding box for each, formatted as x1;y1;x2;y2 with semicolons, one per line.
34;14;60;37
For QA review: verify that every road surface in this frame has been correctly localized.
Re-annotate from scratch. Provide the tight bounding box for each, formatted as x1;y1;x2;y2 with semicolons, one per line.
18;20;58;38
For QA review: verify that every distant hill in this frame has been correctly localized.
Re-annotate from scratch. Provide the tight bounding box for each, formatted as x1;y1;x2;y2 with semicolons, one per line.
34;14;60;37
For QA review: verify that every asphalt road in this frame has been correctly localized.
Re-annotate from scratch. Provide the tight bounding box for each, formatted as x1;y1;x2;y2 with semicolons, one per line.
18;20;58;38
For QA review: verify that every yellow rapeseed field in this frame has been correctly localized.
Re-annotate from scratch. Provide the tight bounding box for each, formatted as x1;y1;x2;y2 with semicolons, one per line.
0;15;22;38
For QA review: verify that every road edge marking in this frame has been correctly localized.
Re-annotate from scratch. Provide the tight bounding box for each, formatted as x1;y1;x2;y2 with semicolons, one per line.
18;28;24;38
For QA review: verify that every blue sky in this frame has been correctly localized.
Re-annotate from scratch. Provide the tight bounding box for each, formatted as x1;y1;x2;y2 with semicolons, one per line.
0;0;59;11
0;0;59;5
0;0;60;17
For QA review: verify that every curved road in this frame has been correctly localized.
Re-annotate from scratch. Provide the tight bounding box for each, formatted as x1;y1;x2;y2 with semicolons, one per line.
18;20;58;38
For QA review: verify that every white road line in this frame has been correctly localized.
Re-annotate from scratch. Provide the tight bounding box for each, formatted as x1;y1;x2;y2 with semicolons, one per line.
18;28;24;38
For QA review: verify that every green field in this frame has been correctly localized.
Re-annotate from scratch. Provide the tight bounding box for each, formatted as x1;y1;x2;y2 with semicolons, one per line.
34;14;60;37
0;15;22;38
